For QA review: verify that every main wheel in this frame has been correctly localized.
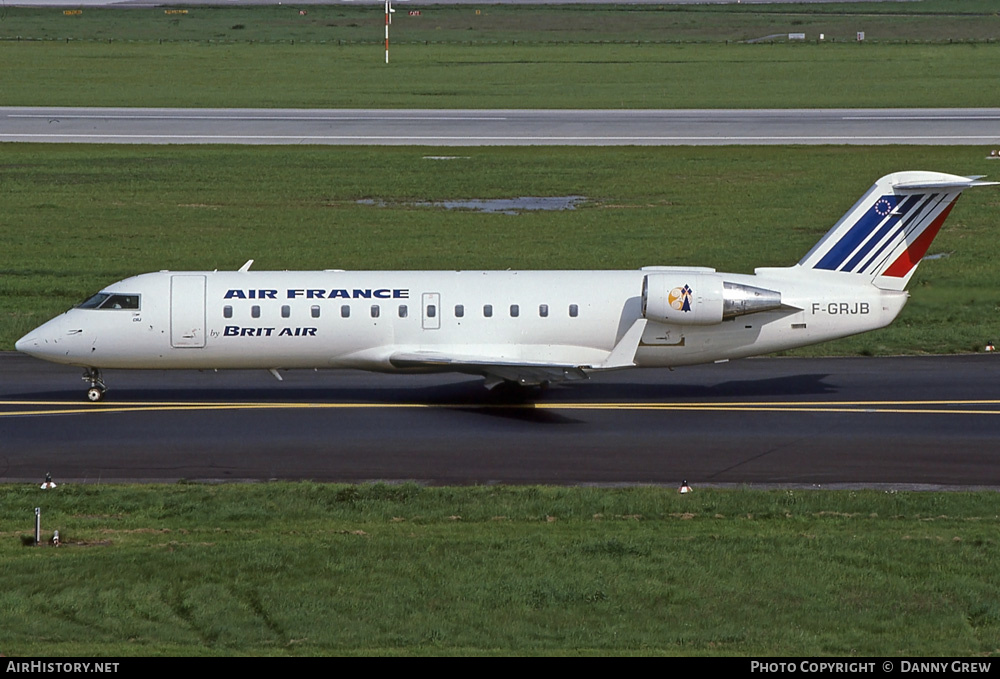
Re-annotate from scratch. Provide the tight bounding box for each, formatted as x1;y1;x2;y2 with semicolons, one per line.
87;387;104;402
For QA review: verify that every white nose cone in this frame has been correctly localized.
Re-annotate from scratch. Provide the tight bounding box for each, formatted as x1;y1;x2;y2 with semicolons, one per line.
14;314;91;365
14;333;35;354
15;323;64;361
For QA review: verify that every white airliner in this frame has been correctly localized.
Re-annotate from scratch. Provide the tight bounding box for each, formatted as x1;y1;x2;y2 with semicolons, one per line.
15;171;995;401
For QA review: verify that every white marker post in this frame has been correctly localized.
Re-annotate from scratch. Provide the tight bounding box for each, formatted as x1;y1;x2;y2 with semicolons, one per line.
385;0;395;64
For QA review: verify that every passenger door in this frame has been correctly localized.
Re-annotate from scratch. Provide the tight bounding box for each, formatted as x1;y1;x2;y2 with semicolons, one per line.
170;275;206;348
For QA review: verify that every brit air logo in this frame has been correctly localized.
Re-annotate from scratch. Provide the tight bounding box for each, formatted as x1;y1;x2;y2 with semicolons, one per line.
669;284;693;312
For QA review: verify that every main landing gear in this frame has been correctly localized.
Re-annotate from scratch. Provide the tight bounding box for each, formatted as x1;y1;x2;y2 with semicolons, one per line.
82;368;107;402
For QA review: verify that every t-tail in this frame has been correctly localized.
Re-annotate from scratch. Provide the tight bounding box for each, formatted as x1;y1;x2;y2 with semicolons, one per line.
796;171;995;291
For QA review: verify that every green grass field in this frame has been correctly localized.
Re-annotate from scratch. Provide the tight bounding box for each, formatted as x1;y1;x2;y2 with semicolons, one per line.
5;41;1000;109
3;144;999;355
2;484;999;656
3;2;999;44
0;3;999;108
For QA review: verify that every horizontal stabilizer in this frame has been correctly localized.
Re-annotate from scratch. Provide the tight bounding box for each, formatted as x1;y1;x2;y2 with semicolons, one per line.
891;176;997;192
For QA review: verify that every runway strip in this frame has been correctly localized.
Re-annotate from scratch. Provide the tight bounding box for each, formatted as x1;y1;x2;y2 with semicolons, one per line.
3;108;999;145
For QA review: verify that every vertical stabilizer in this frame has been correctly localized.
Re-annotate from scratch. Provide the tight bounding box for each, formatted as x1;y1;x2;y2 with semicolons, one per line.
796;172;995;291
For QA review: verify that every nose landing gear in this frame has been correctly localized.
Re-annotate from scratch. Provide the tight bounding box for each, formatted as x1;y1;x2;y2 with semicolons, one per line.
82;368;107;402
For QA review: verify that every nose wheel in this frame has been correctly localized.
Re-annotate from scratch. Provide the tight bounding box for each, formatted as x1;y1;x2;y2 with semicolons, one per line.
82;368;107;402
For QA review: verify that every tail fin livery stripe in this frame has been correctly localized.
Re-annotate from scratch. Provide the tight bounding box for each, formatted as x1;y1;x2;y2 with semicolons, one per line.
813;194;900;271
856;193;937;274
841;194;923;272
793;171;993;292
881;198;958;278
859;193;949;275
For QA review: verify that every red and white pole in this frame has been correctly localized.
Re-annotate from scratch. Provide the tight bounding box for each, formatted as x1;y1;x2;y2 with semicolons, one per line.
385;0;392;64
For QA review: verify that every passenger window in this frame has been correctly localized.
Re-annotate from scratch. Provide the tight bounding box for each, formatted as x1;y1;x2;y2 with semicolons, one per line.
281;305;290;319
569;304;579;318
251;305;261;319
223;305;233;319
455;304;464;318
341;305;350;318
484;304;493;318
510;304;519;318
539;304;548;317
311;305;321;318
371;305;380;318
399;305;408;318
427;304;437;318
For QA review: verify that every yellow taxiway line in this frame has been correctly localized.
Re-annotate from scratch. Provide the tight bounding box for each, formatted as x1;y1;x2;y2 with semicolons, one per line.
3;399;1000;418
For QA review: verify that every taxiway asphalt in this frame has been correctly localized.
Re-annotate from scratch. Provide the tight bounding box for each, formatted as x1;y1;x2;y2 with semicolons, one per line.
2;353;998;487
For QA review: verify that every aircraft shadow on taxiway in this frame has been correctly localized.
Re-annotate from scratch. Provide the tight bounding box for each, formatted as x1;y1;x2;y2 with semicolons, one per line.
561;372;835;401
9;371;835;426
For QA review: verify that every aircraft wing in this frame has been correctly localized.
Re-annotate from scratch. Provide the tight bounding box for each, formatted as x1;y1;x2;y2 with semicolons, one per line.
389;318;647;387
388;352;590;387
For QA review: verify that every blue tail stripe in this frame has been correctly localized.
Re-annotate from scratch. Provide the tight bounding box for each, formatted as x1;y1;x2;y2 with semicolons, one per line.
857;193;936;274
814;195;899;271
841;194;921;272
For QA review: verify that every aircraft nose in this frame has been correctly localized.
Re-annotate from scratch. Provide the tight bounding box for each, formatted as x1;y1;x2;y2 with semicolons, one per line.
15;330;51;359
15;316;89;364
14;333;35;354
15;323;68;359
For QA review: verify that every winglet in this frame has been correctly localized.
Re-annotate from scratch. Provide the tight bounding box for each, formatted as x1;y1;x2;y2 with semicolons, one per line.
596;318;647;369
238;259;254;272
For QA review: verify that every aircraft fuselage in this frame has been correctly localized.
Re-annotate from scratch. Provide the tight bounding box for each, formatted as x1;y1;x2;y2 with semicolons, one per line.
16;267;905;372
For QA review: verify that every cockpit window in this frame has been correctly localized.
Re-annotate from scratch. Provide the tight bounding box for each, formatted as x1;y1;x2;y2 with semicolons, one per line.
77;293;111;309
104;294;140;309
77;293;140;310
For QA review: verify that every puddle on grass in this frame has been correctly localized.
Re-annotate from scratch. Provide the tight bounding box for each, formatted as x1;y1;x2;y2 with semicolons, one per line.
357;196;586;215
435;196;586;214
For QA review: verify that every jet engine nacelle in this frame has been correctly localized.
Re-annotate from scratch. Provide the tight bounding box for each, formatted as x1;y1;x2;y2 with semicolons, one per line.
642;274;783;325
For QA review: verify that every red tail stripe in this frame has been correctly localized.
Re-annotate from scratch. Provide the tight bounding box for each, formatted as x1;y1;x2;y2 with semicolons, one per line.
881;198;957;278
